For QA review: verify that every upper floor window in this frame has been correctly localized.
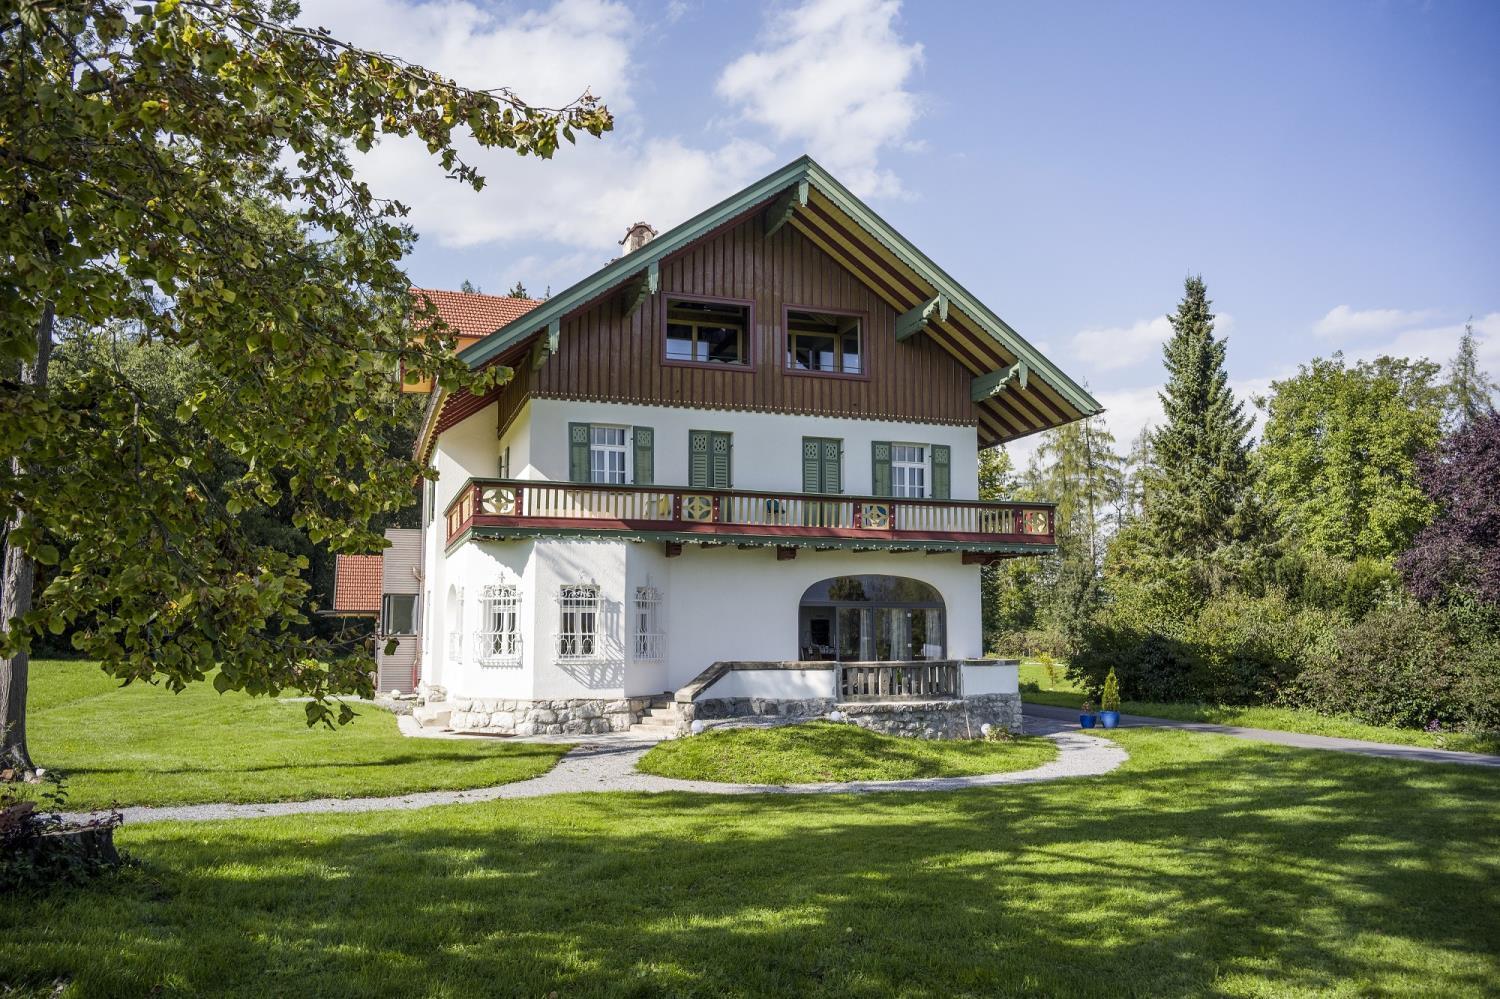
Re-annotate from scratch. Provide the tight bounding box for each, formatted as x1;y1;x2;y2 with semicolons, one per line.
787;309;862;376
590;426;629;484
665;298;751;367
891;444;927;498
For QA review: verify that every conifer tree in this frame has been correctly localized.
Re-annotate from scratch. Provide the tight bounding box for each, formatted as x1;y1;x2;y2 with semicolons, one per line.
1445;320;1498;429
1120;276;1259;595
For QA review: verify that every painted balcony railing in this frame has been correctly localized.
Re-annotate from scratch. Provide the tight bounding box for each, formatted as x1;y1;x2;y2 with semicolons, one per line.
443;479;1055;552
839;662;961;701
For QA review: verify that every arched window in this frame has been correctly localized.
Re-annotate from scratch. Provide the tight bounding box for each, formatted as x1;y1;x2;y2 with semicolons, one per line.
798;575;945;662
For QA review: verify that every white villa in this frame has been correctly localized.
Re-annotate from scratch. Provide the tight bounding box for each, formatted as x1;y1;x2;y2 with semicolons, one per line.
336;157;1101;738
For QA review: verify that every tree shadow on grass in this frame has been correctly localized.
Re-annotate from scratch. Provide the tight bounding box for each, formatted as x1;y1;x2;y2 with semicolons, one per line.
2;731;1498;997
58;744;565;778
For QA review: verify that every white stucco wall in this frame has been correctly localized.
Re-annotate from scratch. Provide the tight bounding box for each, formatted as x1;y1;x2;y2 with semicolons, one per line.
960;660;1019;696
702;668;837;700
524;399;981;499
433;538;981;700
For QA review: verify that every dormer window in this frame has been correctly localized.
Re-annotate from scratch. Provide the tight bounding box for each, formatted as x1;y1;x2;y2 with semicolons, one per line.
665;298;751;367
786;308;863;376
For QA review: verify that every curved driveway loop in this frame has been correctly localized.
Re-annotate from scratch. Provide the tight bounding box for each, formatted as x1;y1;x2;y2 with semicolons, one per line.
67;720;1127;826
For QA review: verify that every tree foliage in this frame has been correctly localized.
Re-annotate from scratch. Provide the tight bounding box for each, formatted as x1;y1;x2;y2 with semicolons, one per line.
1257;354;1443;562
1113;276;1260;598
1445;320;1499;429
1397;410;1500;609
0;0;612;761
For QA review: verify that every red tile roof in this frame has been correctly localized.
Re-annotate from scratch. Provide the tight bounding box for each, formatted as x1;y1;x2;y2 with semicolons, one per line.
410;287;543;338
333;555;383;614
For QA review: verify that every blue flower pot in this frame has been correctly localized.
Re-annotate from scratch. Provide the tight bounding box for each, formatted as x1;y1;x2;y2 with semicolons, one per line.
1079;714;1097;729
1100;710;1120;729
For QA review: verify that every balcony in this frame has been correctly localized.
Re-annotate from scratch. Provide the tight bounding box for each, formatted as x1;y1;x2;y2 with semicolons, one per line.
444;479;1055;559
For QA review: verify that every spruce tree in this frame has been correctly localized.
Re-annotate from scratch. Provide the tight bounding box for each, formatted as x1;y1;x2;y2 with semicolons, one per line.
1445;320;1498;429
1127;276;1258;594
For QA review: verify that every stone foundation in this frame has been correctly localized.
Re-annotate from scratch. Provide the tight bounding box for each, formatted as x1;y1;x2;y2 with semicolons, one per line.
679;696;837;725
446;697;653;736
678;692;1022;740
838;693;1022;740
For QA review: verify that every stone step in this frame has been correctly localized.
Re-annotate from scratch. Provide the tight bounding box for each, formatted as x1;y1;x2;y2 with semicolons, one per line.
634;713;679;729
413;704;452;729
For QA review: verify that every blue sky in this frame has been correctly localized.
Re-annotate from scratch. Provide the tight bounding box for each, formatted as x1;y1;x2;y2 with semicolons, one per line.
298;0;1500;460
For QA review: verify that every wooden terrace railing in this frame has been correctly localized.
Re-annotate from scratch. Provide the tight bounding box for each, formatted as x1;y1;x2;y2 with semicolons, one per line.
839;662;961;701
444;479;1055;549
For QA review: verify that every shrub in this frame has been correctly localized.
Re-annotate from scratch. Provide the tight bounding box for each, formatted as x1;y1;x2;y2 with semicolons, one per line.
1101;669;1120;713
1283;597;1500;731
0;768;122;895
1072;588;1332;705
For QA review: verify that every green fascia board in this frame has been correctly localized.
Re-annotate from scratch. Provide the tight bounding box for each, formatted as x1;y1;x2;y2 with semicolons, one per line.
456;154;1101;420
446;523;1056;557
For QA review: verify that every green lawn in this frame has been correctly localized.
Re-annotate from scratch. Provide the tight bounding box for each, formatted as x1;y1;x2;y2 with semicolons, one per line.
1023;689;1500;755
3;729;1497;997
27;660;567;810
638;721;1057;784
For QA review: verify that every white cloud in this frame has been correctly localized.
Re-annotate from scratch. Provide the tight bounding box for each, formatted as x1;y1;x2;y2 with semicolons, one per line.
716;0;924;197
1343;312;1500;371
1313;304;1438;339
1070;317;1172;372
291;0;779;284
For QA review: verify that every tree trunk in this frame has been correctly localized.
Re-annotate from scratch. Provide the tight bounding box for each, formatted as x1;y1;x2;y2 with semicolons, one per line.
1;301;55;771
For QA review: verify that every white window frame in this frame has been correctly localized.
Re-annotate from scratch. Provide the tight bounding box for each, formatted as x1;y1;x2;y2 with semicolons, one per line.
556;583;601;661
633;585;663;661
589;425;630;485
891;444;929;499
475;584;523;666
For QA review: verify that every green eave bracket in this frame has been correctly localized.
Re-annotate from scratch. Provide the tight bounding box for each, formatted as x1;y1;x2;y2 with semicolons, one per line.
765;179;810;237
972;360;1029;401
531;318;560;371
619;260;659;318
895;294;949;342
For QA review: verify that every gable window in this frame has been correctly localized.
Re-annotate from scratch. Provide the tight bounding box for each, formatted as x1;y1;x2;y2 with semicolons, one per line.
381;593;417;636
557;584;600;660
786;309;862;376
633;586;663;661
891;444;928;498
476;584;522;666
665;298;751;367
589;426;629;484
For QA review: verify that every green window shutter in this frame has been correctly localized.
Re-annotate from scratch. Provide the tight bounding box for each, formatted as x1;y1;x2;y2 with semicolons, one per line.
802;438;821;493
871;441;892;497
632;427;654;485
689;430;710;488
709;432;732;488
569;423;590;483
931;444;951;499
822;439;842;494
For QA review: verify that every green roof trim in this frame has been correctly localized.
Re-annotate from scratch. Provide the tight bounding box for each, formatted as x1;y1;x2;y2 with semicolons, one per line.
458;155;1102;420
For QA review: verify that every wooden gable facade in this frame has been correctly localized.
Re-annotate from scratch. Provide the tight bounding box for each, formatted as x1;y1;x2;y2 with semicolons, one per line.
518;215;973;429
419;156;1102;460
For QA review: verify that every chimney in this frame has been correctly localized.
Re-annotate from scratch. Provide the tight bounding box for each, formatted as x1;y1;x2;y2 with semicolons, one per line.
619;221;658;254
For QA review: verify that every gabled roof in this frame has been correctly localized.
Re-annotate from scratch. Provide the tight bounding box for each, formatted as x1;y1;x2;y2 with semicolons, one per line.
426;156;1101;452
332;554;382;615
410;287;542;338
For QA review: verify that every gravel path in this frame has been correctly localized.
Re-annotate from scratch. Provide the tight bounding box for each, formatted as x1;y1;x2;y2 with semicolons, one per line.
1023;704;1500;768
63;717;1127;826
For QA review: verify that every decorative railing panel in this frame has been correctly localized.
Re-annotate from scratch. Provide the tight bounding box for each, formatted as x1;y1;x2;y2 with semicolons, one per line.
444;479;1055;549
839;662;961;701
